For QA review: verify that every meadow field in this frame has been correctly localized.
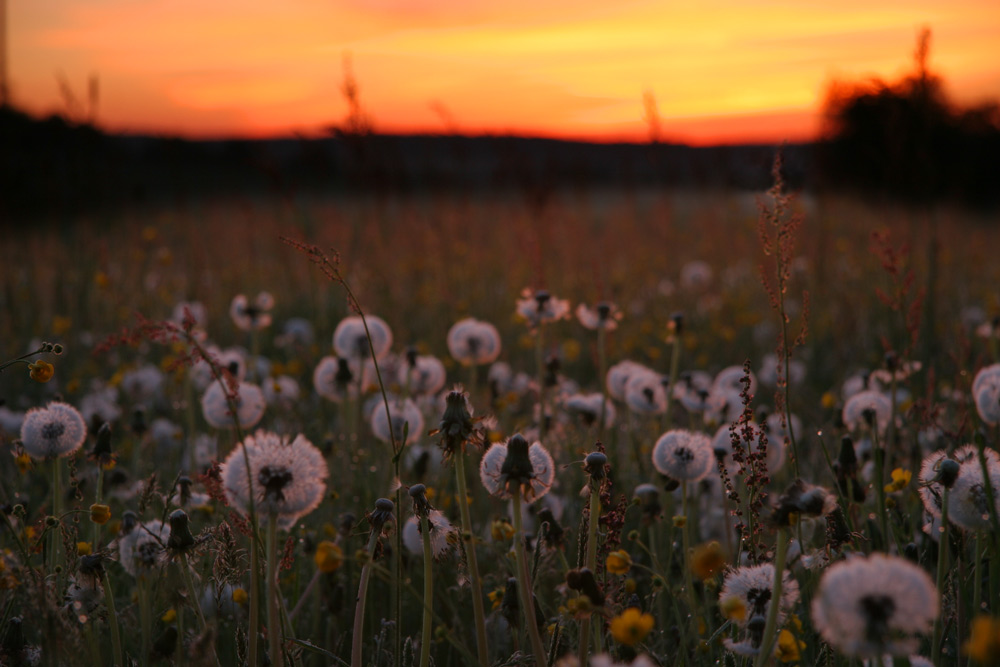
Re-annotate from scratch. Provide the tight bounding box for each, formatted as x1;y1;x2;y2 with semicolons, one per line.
1;179;999;667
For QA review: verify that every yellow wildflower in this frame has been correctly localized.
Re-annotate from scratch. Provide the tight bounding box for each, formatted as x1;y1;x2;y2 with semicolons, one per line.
94;271;110;288
821;392;837;409
76;542;92;556
672;515;687;528
488;588;504;611
491;519;515;542
15;452;32;474
776;629;805;663
161;608;177;623
315;541;344;574
606;549;632;575
609;608;654;646
720;595;746;623
232;588;249;606
884;468;912;493
52;315;72;336
28;360;54;383
964;615;1000;665
690;541;726;581
90;504;112;525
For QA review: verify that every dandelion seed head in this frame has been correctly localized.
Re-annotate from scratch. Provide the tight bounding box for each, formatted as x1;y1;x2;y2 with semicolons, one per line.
842;390;893;435
606;360;648;402
402;511;454;558
220;430;328;530
21;402;87;459
201;381;265;429
564;393;616;428
447;318;502;366
118;520;167;578
370;398;424;445
947;456;1000;531
333;315;393;361
624;370;667;415
230;292;274;331
398;355;446;396
652;429;713;481
812;553;938;657
515;289;571;329
479;435;555;502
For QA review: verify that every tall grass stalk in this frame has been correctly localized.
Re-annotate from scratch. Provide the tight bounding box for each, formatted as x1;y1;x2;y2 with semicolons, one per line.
453;445;489;666
418;514;434;667
266;514;283;667
99;568;123;667
351;530;380;667
754;527;789;667
578;480;602;665
932;486;949;665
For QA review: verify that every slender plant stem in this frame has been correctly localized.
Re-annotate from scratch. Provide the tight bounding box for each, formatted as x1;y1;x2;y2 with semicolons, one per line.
536;322;547;441
512;489;547;667
932;486;949;665
139;578;152;667
266;514;283;667
579;480;602;665
249;528;261;667
419;514;434;667
597;327;609;438
663;333;681;431
100;569;124;667
454;446;489;667
871;425;890;552
351;530;380;667
681;482;699;636
755;527;790;667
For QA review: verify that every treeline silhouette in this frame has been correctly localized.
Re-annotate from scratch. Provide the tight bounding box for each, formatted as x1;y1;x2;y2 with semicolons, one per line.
818;29;1000;208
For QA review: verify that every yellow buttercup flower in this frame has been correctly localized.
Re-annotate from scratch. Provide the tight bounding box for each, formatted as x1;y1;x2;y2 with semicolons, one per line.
690;541;726;581
315;541;344;574
884;468;912;493
488;587;504;611
28;360;54;383
90;504;112;525
776;629;805;662
720;595;746;623
232;588;249;606
606;549;632;575
76;542;92;556
15;452;32;474
161;608;177;623
491;519;515;541
610;608;654;646
964;615;1000;665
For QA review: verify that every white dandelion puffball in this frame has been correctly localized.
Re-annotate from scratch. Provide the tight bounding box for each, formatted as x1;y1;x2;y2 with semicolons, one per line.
758;353;806;388
402;511;454;558
78;384;122;427
842;390;893;435
447;318;502;366
719;563;799;650
333;315;393;361
575;302;622;331
201;380;266;429
515;289;571;329
914;447;993;517
370;398;425;445
171;301;208;328
606;360;648;402
398;355;447;396
947;453;1000;531
230;292;274;331
972;364;1000;425
624;370;667;415
680;260;713;291
564;393;616;428
20;402;87;459
313;356;359;403
812;553;938;657
120;364;165;405
712;423;784;475
652;429;713;481
118;520;168;578
479;436;555;502
221;430;328;530
192;346;247;391
712;365;757;396
263;375;300;409
702;388;745;425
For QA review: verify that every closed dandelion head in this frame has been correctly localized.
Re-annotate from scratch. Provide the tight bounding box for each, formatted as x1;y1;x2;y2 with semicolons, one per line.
720;563;799;651
437;387;476;454
811;553;938;657
167;509;196;552
333;315;393;361
772;479;837;527
368;498;396;536
201;380;265;430
624;371;668;416
371;397;424;445
842;390;892;435
479;434;555;502
516;288;570;329
397;355;446;396
20;402;87;459
220;430;328;530
447;318;502;366
652;429;713;482
576;301;622;331
917;450;962;517
230;292;274;331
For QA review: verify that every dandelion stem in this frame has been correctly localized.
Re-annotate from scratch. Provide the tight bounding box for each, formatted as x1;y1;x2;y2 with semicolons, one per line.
249;529;261;667
578;478;602;666
663;331;681;431
680;482;699;636
453;446;490;666
49;457;63;581
932;488;949;665
597;326;609;438
512;488;547;667
139;578;152;667
536;322;547;441
266;514;283;667
872;425;890;552
419;514;434;667
755;527;790;667
351;530;380;667
100;568;124;667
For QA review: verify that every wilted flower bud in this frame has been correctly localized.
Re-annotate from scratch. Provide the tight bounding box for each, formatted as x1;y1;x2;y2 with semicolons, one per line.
167;509;196;551
408;483;433;518
565;568;603;607
369;498;396;536
584;451;608;480
91;422;113;465
438;389;474;454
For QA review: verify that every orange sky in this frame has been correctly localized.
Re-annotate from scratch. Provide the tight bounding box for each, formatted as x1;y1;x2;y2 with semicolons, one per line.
9;0;1000;144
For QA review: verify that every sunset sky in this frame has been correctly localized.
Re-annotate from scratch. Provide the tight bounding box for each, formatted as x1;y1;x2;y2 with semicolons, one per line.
9;0;1000;144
